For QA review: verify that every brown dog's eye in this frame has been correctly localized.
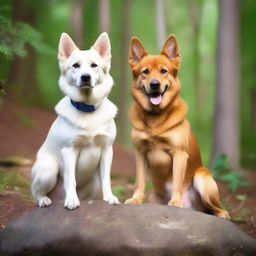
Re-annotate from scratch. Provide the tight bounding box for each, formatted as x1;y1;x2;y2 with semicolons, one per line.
142;69;149;74
91;63;98;68
160;68;167;74
72;63;80;68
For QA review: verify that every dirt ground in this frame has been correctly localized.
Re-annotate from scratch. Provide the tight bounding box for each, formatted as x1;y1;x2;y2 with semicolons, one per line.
0;99;255;238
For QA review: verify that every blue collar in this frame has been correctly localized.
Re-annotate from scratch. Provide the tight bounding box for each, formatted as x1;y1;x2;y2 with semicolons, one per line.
70;99;96;112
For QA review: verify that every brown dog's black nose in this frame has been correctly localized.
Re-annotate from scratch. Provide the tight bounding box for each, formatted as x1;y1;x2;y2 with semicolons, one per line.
81;73;91;83
150;79;160;90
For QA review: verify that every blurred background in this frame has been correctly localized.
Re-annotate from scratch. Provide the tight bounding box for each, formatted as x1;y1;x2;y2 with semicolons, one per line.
1;0;256;167
0;0;255;235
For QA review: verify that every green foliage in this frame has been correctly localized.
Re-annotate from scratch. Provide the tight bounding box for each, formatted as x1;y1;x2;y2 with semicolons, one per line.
240;0;256;168
0;78;6;108
145;182;153;190
112;185;125;200
128;176;136;184
0;168;7;190
0;15;55;59
212;155;251;192
0;169;30;190
35;1;70;108
0;183;7;190
0;79;6;92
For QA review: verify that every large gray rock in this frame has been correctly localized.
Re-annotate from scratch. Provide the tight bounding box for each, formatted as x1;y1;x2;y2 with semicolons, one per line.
0;201;255;256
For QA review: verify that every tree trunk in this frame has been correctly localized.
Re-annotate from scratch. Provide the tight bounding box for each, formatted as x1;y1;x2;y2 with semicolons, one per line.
156;0;166;50
251;89;256;129
118;0;131;144
189;0;203;124
99;0;110;32
71;0;85;47
211;0;240;168
8;0;38;103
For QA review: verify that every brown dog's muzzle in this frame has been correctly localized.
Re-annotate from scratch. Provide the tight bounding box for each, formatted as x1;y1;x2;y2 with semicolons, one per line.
150;79;160;91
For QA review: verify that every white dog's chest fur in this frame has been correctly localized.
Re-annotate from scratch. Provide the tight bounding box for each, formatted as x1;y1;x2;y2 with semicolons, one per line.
56;118;111;178
57;116;113;149
37;96;117;182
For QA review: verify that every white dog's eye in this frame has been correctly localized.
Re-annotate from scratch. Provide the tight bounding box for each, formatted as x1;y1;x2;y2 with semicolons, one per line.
72;63;80;68
91;63;98;68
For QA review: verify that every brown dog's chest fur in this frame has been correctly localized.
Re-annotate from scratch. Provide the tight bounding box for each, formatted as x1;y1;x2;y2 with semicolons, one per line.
130;96;203;186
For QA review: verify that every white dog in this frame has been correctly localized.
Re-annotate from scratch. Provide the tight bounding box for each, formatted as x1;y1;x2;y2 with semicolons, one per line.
31;32;120;209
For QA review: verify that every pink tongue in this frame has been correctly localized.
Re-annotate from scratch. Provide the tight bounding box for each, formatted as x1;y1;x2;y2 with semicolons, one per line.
150;95;162;105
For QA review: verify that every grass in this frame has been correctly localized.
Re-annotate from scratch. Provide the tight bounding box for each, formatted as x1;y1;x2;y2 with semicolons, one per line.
128;176;135;184
112;185;126;201
0;168;31;190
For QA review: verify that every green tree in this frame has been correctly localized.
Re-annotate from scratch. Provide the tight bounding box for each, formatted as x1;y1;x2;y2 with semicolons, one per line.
0;4;53;104
240;0;256;168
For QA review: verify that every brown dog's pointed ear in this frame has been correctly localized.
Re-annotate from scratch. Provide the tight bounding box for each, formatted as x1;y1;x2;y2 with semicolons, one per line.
129;37;147;66
58;33;78;62
160;34;180;61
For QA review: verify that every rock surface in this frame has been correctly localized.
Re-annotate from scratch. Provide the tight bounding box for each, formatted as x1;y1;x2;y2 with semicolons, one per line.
1;201;256;256
0;193;36;228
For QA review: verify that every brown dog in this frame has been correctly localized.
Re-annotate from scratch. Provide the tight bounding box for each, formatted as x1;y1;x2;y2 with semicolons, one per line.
125;34;230;219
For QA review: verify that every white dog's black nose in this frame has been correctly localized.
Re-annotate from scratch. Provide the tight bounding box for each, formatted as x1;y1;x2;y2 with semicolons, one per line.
81;73;91;83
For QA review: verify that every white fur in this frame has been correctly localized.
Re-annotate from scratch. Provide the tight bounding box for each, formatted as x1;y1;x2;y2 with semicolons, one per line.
165;182;205;211
31;32;120;209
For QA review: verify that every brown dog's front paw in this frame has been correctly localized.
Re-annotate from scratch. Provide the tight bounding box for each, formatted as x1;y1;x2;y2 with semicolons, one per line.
168;200;183;208
125;196;143;204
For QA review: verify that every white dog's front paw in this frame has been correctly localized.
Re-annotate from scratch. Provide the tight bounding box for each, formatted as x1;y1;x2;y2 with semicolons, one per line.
64;196;80;210
38;196;52;207
104;194;120;205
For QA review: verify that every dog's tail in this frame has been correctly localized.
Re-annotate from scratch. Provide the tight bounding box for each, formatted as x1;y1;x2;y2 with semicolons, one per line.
193;167;230;218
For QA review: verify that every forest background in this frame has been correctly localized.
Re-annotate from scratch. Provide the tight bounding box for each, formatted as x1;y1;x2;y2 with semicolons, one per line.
0;0;255;170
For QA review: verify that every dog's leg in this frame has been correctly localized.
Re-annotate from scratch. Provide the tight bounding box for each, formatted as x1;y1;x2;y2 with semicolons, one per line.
100;146;120;204
31;155;58;207
168;150;188;207
125;150;146;204
149;170;171;205
194;167;230;219
61;147;80;210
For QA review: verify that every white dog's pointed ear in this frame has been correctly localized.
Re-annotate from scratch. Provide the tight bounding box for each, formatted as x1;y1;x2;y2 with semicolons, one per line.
92;32;111;61
58;33;78;61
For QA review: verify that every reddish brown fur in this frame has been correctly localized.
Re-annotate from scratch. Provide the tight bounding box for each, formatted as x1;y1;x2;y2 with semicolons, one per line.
125;35;230;219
